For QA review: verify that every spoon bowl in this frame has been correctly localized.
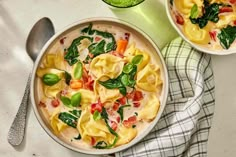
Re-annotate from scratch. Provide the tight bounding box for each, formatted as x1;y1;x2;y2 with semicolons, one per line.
7;17;54;146
26;17;55;61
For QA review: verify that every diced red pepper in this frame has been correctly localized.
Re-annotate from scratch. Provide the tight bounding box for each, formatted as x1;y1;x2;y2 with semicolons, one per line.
91;137;96;146
59;37;66;45
123;116;137;128
116;116;121;123
51;99;60;107
95;36;101;42
91;102;102;114
113;102;120;111
84;75;94;91
219;7;233;13
39;101;46;108
133;90;143;101
175;13;184;25
234;20;236;25
133;102;141;108
118;97;126;105
230;0;236;4
209;31;217;42
111;121;118;131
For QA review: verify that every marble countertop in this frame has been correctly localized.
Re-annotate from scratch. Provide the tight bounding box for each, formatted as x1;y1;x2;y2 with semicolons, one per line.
0;0;236;157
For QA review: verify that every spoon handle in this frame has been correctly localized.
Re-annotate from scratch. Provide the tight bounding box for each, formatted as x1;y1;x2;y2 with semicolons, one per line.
7;73;31;146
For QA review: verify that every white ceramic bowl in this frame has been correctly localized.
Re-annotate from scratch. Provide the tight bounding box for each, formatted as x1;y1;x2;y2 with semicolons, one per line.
165;1;236;55
30;17;168;155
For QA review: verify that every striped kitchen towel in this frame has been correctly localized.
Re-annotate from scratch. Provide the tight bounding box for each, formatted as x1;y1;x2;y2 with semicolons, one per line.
116;37;215;157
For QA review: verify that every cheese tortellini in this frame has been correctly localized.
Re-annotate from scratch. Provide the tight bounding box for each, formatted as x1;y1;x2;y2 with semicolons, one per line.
174;0;203;16
124;43;150;72
90;54;125;79
136;64;162;92
78;108;116;145
138;94;160;121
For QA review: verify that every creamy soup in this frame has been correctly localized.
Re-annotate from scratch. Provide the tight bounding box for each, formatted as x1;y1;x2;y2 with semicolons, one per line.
35;22;163;150
170;0;236;50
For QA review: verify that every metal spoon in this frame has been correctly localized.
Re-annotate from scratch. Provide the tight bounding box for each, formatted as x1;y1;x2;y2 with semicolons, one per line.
7;17;55;146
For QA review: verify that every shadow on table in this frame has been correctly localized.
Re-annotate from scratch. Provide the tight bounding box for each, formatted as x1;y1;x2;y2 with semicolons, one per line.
108;0;178;49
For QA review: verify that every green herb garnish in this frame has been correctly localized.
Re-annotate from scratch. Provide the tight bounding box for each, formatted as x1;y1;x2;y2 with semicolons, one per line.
190;4;198;19
93;110;102;121
60;92;81;108
73;61;83;79
42;73;61;86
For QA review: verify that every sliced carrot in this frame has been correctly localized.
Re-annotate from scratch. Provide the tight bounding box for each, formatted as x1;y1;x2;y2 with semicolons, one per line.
70;79;83;89
116;39;128;54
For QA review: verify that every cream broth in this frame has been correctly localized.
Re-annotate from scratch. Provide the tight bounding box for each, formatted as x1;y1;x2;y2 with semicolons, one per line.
35;22;163;150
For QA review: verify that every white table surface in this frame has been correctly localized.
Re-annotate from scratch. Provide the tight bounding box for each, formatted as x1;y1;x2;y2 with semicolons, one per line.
0;0;236;157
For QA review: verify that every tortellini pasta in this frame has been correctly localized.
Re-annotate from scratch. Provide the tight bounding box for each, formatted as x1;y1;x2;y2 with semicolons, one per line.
136;64;162;92
78;108;115;145
90;54;124;79
94;79;121;105
138;93;160;121
216;14;236;29
115;125;137;146
77;89;96;109
174;0;203;16
124;43;150;72
183;20;211;44
50;107;68;134
37;68;66;98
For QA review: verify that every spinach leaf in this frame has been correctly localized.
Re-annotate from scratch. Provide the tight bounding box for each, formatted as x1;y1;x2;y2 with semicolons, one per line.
69;110;82;118
88;40;106;56
93;136;118;149
42;73;61;86
93;141;108;149
64;71;72;85
73;61;83;79
74;134;81;140
190;2;220;28
218;25;236;49
98;55;139;95
117;105;131;122
58;112;78;128
101;107;109;120
71;92;81;107
119;86;127;96
65;36;93;65
98;79;123;89
81;23;116;54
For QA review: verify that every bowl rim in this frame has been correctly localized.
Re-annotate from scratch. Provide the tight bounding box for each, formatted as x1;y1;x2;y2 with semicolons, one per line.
165;0;236;55
30;17;169;155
